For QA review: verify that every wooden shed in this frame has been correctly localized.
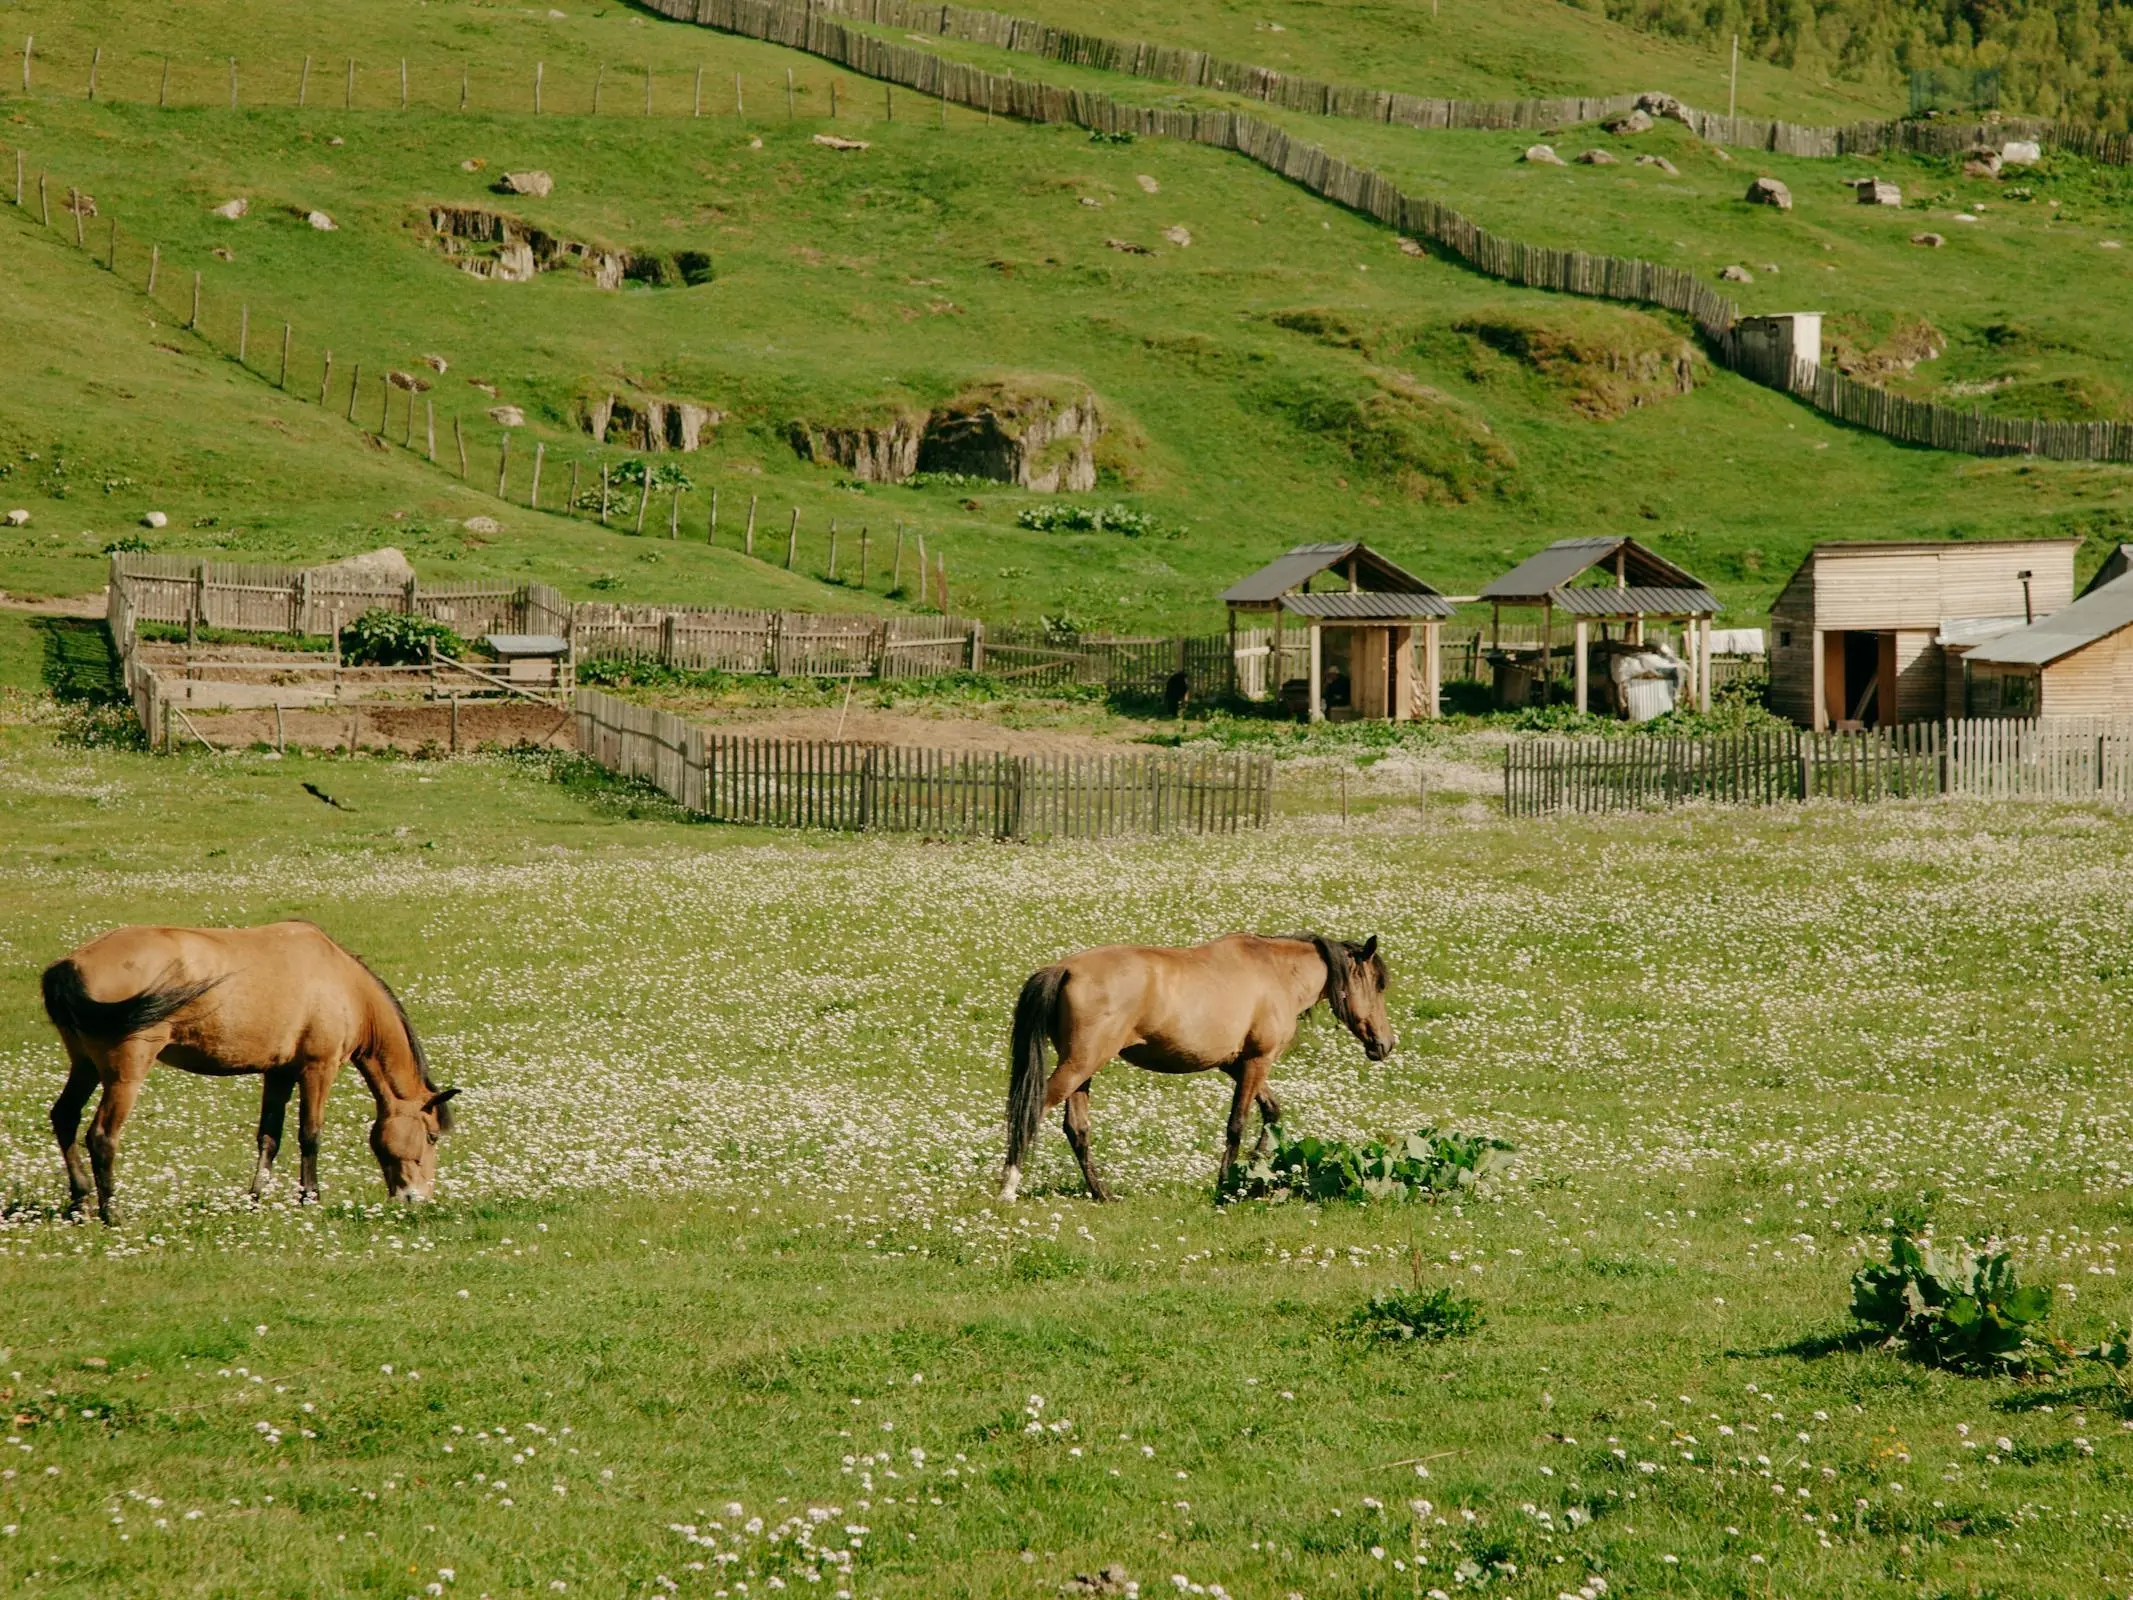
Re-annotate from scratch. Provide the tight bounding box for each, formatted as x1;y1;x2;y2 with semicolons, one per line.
1958;565;2133;717
1766;538;2079;729
1220;542;1453;722
1477;536;1720;714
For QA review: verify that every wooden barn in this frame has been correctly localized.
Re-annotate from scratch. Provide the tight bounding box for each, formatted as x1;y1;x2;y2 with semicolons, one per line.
1766;538;2080;729
1220;542;1453;722
1959;560;2133;716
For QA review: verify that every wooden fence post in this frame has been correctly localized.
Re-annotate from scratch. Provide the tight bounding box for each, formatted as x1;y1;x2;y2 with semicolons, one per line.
708;486;718;542
534;60;543;115
346;362;362;422
159;56;169;107
188;270;201;329
147;240;158;293
322;350;340;408
70;187;82;247
786;67;795;118
568;459;580;511
238;303;249;363
299;53;310;107
426;398;436;461
785;507;799;568
645;65;653;116
21;33;30;95
857;525;868;588
278;321;291;387
345;56;354;109
400;57;408;110
744;494;757;555
86;44;100;101
460;63;469;111
530;441;545;508
496;431;511;496
599;462;610;525
378;372;391;435
38;171;47;228
693;65;703;117
634;473;651;534
593;63;605;114
735;73;744;118
228;56;238;110
669;489;680;539
454;412;467;477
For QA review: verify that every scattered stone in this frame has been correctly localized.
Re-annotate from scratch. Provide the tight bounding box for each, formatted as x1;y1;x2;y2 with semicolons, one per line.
1635;154;1679;175
461;157;487;172
2104;239;2123;249
1760;262;1780;273
1078;196;1102;208
1745;176;1792;209
1962;146;2003;179
1710;146;1734;161
5;509;29;527
423;354;450;373
314;547;416;586
1635;90;1689;121
1576;148;1619;166
1523;144;1566;166
2001;139;2042;166
1954;212;1979;223
305;210;338;231
1720;264;1753;282
496;169;554;197
328;135;344;147
1135;174;1160;193
1911;231;1945;247
1059;1567;1133;1598
1397;236;1426;257
1163;224;1192;247
63;191;97;217
748;136;763;149
387;370;432;392
488;404;526;426
140;511;168;529
1104;237;1154;255
211;197;249;220
463;515;502;535
1853;177;1902;207
810;134;871;151
79;1356;108;1371
211;246;235;262
1603;108;1654;135
469;379;499;396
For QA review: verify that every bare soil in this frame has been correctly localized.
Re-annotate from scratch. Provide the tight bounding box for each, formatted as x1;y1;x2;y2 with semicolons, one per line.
667;703;1151;757
186;701;575;755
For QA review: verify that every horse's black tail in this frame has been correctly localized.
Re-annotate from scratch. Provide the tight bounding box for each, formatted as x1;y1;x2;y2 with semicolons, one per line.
1005;965;1066;1178
40;959;218;1042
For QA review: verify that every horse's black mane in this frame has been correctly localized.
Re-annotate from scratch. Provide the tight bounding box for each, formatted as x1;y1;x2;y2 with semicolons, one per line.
1276;932;1386;1027
340;942;450;1131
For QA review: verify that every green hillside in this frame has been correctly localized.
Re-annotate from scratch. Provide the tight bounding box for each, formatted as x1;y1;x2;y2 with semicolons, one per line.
1;0;2130;631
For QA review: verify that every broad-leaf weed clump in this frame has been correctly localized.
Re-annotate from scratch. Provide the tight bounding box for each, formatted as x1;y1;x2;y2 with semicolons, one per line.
1220;1127;1514;1204
338;609;465;666
1345;1283;1485;1345
1850;1231;2055;1374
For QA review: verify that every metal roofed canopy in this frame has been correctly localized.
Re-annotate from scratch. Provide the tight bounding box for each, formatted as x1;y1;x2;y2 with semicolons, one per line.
1965;573;2133;666
486;634;571;657
1279;591;1457;620
1478;536;1709;604
1220;541;1441;604
1546;585;1718;617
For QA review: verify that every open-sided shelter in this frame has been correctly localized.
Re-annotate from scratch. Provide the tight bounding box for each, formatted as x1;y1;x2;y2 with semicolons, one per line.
1477;537;1720;714
1766;538;2079;728
1220;542;1453;721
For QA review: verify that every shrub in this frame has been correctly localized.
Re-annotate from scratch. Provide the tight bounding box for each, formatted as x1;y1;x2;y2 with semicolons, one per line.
1850;1231;2054;1373
102;534;153;555
1016;503;1169;538
1345;1284;1484;1345
339;609;465;666
1220;1127;1514;1203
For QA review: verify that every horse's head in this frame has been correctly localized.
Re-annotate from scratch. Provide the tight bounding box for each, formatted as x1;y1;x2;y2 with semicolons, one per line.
370;1088;460;1202
1329;935;1395;1062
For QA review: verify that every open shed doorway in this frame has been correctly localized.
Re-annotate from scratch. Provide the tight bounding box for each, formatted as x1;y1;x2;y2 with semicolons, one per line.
1824;630;1896;728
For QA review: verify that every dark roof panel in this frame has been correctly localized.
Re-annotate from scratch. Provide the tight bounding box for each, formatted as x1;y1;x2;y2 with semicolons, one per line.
1279;591;1457;620
1966;573;2133;666
1221;542;1440;604
1479;537;1704;601
1548;585;1720;617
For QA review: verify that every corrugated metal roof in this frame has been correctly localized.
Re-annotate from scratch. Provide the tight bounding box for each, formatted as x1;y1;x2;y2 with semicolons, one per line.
2082;543;2133;598
1936;615;2028;649
486;634;570;656
1965;575;2133;666
1546;585;1719;617
1278;591;1457;620
1479;537;1704;601
1220;542;1439;604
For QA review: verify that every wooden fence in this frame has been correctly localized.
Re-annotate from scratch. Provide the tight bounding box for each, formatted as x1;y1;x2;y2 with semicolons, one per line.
109;552;530;636
1505;719;2133;816
573;688;1272;836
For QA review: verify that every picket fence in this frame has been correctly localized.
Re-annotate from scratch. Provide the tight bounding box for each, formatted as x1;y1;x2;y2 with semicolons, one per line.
646;0;2131;465
1505;719;2133;816
574;688;1273;836
108;552;527;636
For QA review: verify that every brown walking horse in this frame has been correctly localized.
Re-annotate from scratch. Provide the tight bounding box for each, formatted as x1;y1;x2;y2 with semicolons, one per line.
40;921;459;1222
1000;932;1393;1201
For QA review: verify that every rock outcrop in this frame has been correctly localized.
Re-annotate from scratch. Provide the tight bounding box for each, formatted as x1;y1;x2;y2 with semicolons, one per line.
1854;177;1903;207
789;382;1106;492
582;392;726;453
496;170;554;197
1745;176;1793;210
1523;144;1565;166
425;207;711;290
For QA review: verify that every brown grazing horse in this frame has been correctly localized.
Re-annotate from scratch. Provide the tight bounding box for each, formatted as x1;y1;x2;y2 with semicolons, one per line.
40;922;458;1222
1001;933;1393;1202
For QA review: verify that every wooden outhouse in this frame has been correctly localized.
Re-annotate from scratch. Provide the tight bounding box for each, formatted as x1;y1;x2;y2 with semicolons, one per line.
1220;542;1453;722
1766;538;2079;728
1477;536;1720;714
1958;562;2133;716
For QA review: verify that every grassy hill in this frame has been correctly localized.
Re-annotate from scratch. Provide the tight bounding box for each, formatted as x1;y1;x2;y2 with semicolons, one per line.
1;0;2130;633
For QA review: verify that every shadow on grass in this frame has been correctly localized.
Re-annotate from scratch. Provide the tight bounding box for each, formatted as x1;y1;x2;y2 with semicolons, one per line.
1733;1326;1885;1361
35;615;124;704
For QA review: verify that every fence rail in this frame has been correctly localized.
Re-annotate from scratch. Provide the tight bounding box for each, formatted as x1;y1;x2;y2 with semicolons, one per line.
573;688;1272;836
1505;719;2133;816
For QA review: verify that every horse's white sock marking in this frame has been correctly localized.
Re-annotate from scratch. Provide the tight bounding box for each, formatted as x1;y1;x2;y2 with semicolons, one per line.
998;1164;1022;1202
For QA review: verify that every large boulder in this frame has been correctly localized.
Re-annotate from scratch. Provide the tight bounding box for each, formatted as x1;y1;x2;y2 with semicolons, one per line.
1720;264;1753;282
1962;146;2003;178
1745;176;1793;210
304;209;338;231
1576;149;1619;166
1636;154;1680;176
1635;91;1690;123
311;547;416;586
211;197;248;220
1523;144;1566;166
496;170;554;197
1603;108;1654;135
1911;231;1946;248
1853;177;1903;207
2001;139;2042;166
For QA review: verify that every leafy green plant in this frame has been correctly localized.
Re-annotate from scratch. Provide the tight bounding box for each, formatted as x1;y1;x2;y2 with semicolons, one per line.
1345;1283;1484;1345
101;534;152;555
1087;128;1137;145
904;470;990;490
1016;503;1171;538
1849;1231;2055;1373
2080;1326;2132;1398
1220;1127;1515;1204
338;609;465;667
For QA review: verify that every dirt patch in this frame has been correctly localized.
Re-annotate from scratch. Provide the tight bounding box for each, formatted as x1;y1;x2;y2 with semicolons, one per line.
659;703;1146;757
0;590;106;617
186;700;575;754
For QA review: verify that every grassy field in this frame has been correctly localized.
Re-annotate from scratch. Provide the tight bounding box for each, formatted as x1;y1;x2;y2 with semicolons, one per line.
1;1;2131;635
4;695;2133;1597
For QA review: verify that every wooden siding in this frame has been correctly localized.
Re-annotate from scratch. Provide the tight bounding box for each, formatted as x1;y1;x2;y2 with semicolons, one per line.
2041;626;2133;716
1810;542;2077;630
1893;631;1943;724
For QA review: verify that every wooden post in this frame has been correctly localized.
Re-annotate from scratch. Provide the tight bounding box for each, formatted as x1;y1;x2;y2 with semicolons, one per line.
693;65;703;117
1308;623;1324;722
1424;620;1442;719
496;431;511;496
886;82;893;120
734;72;743;118
708;485;718;542
831;79;838;117
147;241;159;294
634;473;650;534
644;65;653;116
346;361;362;422
534;60;543;114
744;494;757;555
891;524;905;592
160;55;169;107
828;520;839;580
87;44;99;101
13;149;21;207
228;57;238;110
426;398;436;462
450;695;460;754
1539;598;1553;705
914;531;926;599
189;270;201;329
568;459;579;510
274;701;285;753
38;172;48;228
345;56;354;109
378;373;390;434
669;489;680;540
857;525;868;588
278;322;291;387
1810;627;1827;733
238;303;249;362
20;34;29;94
599;462;610;524
1729;32;1739;121
530;441;545;508
785;507;799;568
400;57;408;110
786;67;795;119
1698;615;1713;714
70;188;82;247
460;63;469;112
593;64;605;114
454;412;467;476
319;351;333;404
937;555;949;614
299;53;310;107
106;215;116;271
1573;618;1588;713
